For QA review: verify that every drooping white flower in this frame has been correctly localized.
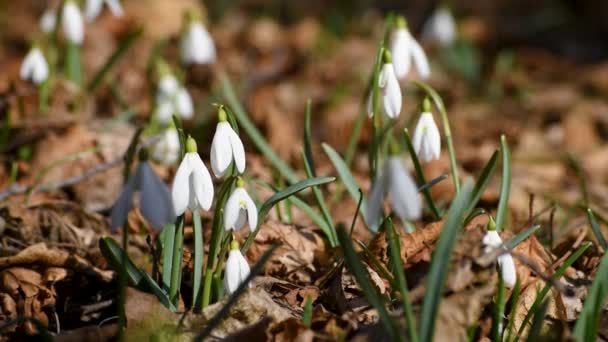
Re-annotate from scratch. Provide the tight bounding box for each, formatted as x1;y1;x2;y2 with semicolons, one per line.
366;156;421;227
224;179;257;232
423;7;456;47
171;137;214;215
482;225;517;288
84;0;123;21
154;74;194;124
62;0;84;45
390;16;430;79
412;99;441;162
210;106;246;178
367;51;402;119
180;12;216;65
40;8;57;34
152;127;180;165
223;241;250;295
20;47;49;85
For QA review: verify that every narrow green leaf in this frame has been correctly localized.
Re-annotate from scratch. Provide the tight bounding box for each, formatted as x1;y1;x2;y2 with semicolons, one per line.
505;280;522;342
88;27;143;92
220;72;299;184
169;216;184;305
160;223;176;292
468;150;499;212
192;210;204;310
419;182;472;342
587;208;608;251
505;225;541;250
496;135;511;231
403;129;440;220
193;244;279;341
525;300;548;341
99;236;143;286
356;240;396;288
491;275;506;341
303;294;313;328
65;42;81;87
337;225;401;341
304;100;316;174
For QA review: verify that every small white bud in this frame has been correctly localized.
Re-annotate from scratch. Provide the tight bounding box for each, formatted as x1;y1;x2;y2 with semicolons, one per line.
181;21;216;65
20;47;49;85
62;0;84;44
223;246;250;295
40;9;57;34
412;112;441;162
171;138;214;215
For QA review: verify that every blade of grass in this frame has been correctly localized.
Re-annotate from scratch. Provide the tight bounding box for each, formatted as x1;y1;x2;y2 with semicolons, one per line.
193;244;279;341
491;275;506;341
219;72;299;184
419;182;472;342
467;149;499;212
192;210;204;311
505;225;541;250
386;219;419;342
303;294;313;328
160;223;175;292
64;42;81;87
169;215;185;305
356;240;397;288
525;299;548;341
496;135;511;231
337;225;401;341
403;129;441;220
586;208;608;251
87;27;143;92
505;280;522;342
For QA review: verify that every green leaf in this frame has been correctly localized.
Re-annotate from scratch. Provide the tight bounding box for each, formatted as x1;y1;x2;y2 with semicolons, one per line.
505;225;540;250
65;42;81;87
192;210;204;310
419;182;472;342
467;149;499;213
526;299;548;341
303;294;313;328
193;244;279;341
159;223;175;292
99;236;143;286
88;27;143;92
403;129;441;220
337;225;401;341
587;208;608;251
496;135;511;231
220;72;299;184
491;275;506;341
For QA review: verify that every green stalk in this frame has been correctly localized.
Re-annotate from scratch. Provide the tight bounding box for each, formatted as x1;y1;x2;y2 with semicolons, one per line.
64;42;81;87
117;226;128;340
38;78;51;114
192;210;204;311
169;215;184;305
491;276;506;341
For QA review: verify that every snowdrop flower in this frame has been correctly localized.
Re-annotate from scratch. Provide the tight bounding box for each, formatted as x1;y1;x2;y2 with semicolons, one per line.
223;240;250;295
40;8;57;34
224;178;257;232
110;150;175;231
367;50;402;119
180;10;216;65
153;71;194;124
152;126;180;165
366;155;421;227
422;6;457;47
210;106;246;178
412;98;441;162
84;0;124;22
171;136;214;215
390;16;430;79
482;219;517;288
20;46;49;85
62;0;84;45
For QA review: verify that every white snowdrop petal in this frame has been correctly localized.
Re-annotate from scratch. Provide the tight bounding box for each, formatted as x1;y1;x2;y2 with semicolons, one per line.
390;29;412;79
40;9;57;34
176;88;194;119
365;169;388;228
243;190;258;231
387;157;421;220
228;129;246;174
21;48;49;85
154;101;174;124
188;153;214;210
238;253;251;282
498;253;517;288
482;230;503;249
224;190;241;231
223;250;241;294
410;39;431;79
158;75;179;98
424;8;456;46
84;0;103;21
210;122;233;177
62;2;84;44
152;129;180;165
381;64;402;118
171;156;193;216
105;0;123;17
412;112;441;162
182;22;216;65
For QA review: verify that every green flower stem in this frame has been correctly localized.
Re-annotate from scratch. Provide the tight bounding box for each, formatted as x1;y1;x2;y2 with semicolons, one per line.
65;42;82;87
38;78;51;114
192;210;204;311
169;215;184;305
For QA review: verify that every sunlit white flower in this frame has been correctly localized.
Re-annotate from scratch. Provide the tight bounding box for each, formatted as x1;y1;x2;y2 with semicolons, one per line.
62;0;84;45
210;107;246;177
390;16;430;79
40;8;57;34
84;0;123;21
152;127;180;165
224;179;257;232
20;47;49;85
223;241;250;295
154;74;194;124
366;156;421;227
171;137;214;215
482;226;517;288
423;7;456;47
181;13;216;65
367;52;402;119
412;100;441;162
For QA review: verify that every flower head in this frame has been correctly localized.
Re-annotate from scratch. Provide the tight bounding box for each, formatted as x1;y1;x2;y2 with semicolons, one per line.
40;8;57;34
210;106;246;177
20;47;49;85
482;219;517;288
180;11;216;65
85;0;123;21
62;0;84;44
390;16;430;79
223;240;250;295
171;137;214;215
153;72;194;124
367;50;402;119
412;98;441;162
366;156;421;227
224;178;257;232
423;7;456;47
152;126;180;165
